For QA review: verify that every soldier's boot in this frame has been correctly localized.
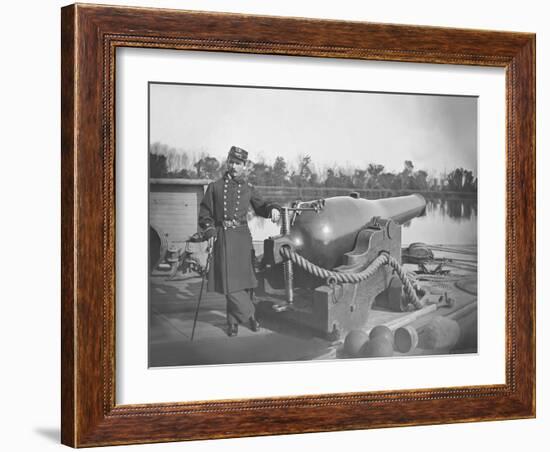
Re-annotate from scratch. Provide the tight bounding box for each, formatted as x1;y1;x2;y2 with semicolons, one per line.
227;324;238;337
249;317;260;332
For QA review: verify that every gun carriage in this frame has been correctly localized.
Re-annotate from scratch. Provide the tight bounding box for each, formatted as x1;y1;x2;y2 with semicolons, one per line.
258;192;427;341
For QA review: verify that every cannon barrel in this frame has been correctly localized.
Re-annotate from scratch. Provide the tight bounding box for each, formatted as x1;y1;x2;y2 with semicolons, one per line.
266;193;426;270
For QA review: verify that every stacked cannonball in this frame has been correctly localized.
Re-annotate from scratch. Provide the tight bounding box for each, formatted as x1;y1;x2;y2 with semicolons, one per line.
343;307;474;358
343;325;394;358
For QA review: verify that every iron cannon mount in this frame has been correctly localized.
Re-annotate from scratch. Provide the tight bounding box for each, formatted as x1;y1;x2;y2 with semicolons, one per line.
256;193;426;341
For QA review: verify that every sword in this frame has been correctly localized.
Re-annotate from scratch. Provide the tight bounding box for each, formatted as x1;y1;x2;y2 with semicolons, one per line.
190;236;215;342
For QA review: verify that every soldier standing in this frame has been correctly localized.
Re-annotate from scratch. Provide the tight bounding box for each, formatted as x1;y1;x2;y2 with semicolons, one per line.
199;146;281;336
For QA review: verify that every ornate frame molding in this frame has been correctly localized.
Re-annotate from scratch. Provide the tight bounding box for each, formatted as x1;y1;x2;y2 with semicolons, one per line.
62;4;535;447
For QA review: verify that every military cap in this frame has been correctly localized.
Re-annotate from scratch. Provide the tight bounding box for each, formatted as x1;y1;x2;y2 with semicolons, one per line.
228;146;248;163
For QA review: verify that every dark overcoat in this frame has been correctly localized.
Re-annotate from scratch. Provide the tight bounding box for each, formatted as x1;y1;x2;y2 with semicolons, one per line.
198;173;278;294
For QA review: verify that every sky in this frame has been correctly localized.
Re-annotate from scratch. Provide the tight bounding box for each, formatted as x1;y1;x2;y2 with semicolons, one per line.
149;83;477;177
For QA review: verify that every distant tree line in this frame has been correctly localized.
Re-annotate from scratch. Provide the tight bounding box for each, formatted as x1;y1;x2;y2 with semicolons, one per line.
149;142;477;193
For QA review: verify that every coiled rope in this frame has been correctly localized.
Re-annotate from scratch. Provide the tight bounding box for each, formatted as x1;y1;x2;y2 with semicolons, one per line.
280;246;422;309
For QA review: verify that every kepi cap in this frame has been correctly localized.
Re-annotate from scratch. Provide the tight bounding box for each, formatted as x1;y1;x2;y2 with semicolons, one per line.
228;146;248;163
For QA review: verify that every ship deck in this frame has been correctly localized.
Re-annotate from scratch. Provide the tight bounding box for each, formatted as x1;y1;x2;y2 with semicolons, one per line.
149;244;477;367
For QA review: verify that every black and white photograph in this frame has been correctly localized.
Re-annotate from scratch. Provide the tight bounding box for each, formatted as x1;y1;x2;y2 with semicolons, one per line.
148;82;478;367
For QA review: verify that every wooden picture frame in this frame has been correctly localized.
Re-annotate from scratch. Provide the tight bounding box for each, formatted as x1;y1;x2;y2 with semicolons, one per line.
61;3;535;447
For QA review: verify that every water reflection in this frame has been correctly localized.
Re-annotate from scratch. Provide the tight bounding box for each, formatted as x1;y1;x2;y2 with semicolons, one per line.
425;198;477;223
248;196;477;246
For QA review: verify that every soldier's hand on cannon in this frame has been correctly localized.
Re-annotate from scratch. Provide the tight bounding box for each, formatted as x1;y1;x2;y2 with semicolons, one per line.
203;226;217;240
270;208;281;223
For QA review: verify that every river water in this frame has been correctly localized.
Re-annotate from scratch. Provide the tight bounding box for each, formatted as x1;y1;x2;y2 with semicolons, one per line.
248;198;477;247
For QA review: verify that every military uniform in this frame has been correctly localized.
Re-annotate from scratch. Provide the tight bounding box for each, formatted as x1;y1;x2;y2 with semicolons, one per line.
198;148;280;331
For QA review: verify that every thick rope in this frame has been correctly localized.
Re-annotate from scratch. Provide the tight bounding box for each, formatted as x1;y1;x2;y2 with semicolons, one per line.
280;247;422;309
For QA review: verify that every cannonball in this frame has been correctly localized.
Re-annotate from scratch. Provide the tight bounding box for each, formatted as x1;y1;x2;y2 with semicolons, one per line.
344;330;369;357
360;336;394;358
369;325;394;346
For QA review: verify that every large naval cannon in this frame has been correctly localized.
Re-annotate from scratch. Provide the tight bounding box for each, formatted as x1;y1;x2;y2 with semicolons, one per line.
258;193;427;340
